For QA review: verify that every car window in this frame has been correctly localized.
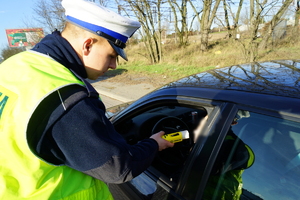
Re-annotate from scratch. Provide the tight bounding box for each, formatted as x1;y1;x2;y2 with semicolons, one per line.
115;105;207;177
113;104;209;199
203;110;300;200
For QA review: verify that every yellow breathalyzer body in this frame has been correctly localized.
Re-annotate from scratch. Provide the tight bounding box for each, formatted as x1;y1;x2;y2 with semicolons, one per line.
162;130;189;143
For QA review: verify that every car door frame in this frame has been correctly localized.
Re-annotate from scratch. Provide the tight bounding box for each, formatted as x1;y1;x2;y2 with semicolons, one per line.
110;93;232;199
110;86;300;200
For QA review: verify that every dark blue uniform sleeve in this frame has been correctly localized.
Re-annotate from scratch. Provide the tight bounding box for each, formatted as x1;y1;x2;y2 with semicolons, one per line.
36;97;159;184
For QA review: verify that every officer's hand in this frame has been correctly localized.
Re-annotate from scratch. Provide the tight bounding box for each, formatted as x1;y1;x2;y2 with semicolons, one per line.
150;131;174;151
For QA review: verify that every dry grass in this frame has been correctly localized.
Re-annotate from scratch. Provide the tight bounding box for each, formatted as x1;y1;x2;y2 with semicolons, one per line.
110;33;300;85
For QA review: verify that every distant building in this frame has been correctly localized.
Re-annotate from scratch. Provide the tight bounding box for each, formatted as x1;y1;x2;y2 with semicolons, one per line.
238;24;265;32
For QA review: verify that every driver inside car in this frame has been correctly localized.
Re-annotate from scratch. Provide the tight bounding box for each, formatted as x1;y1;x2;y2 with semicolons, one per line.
203;110;255;200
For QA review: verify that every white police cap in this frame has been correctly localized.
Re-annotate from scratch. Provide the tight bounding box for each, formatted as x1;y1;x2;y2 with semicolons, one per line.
61;0;141;61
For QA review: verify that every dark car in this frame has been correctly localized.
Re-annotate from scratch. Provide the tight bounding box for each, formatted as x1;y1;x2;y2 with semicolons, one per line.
107;60;300;200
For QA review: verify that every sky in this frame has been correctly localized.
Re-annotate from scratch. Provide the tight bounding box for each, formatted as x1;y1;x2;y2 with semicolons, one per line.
0;0;37;49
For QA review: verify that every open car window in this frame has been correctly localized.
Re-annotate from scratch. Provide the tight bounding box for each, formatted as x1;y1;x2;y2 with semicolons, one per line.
203;110;300;200
114;104;208;185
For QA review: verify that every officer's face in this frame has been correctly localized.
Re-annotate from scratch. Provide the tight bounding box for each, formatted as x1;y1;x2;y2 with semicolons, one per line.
82;38;117;80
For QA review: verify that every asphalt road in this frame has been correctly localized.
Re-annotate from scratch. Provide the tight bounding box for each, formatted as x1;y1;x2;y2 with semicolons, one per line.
90;79;156;108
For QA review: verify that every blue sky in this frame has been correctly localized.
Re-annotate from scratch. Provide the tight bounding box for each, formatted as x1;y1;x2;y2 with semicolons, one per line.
0;0;37;49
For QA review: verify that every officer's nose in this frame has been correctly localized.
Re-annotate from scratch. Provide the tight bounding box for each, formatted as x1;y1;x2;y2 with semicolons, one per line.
109;58;117;70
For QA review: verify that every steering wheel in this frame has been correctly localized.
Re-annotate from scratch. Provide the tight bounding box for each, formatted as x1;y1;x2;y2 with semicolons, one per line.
151;116;193;167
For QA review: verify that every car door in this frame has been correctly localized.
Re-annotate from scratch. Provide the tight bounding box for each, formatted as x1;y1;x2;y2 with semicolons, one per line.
109;90;300;200
108;94;221;200
187;104;300;200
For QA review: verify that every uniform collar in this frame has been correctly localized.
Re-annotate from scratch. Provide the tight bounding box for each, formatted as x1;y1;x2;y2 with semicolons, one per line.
31;30;87;79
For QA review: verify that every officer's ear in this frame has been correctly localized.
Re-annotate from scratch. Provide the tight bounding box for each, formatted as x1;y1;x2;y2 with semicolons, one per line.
82;38;95;56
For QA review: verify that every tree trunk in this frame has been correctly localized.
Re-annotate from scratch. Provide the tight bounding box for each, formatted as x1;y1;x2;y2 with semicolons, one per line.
223;0;231;38
259;0;293;50
118;0;166;63
199;0;221;52
293;1;300;37
168;0;189;46
232;0;244;39
200;29;209;52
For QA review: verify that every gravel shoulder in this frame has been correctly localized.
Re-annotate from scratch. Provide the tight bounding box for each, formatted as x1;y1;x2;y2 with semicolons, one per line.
90;72;171;108
96;72;173;88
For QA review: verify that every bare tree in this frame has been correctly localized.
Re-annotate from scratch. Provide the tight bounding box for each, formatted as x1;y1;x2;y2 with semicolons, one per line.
259;0;293;49
239;7;251;26
222;0;244;39
236;0;293;62
188;0;203;36
1;46;25;61
189;0;221;51
33;0;65;34
116;0;167;64
32;0;110;34
293;0;300;35
168;0;189;46
199;0;221;52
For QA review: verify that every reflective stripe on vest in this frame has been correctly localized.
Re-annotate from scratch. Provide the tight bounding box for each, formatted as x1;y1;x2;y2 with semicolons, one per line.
0;51;113;200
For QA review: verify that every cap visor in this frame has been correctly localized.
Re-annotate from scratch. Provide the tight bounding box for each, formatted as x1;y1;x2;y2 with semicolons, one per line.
108;41;128;61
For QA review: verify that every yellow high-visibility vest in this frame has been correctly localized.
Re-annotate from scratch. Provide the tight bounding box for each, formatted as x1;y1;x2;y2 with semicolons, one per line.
0;51;113;200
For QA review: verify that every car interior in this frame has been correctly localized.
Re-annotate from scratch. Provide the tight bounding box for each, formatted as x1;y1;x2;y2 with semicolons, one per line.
114;105;208;183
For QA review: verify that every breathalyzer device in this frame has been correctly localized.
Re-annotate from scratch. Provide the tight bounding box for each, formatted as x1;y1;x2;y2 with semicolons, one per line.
162;130;189;143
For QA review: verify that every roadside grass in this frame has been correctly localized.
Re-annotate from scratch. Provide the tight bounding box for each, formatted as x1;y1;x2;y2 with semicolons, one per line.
109;63;216;80
108;35;300;83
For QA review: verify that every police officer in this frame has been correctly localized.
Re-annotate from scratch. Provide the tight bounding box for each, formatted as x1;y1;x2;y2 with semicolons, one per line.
0;0;173;199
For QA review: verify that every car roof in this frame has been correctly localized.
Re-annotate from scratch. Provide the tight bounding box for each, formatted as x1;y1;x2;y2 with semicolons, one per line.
164;60;300;99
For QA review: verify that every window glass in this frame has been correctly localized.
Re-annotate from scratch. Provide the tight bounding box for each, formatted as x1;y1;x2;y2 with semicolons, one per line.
203;110;300;200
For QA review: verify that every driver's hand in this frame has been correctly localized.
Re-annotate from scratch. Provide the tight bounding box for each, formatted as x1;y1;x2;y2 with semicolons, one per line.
150;131;174;151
